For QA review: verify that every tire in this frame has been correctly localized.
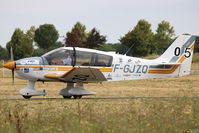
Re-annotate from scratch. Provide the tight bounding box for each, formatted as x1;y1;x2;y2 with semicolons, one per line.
22;95;32;99
63;96;72;99
73;95;82;99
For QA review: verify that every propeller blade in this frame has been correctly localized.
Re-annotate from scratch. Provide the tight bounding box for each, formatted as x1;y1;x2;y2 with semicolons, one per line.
12;69;14;85
11;47;14;61
10;47;15;85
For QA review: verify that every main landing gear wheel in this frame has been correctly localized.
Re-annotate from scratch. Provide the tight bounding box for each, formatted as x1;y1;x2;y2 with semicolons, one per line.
63;96;72;99
73;95;82;99
22;95;32;99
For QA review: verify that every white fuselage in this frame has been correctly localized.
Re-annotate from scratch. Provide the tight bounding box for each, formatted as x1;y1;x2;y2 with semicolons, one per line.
15;52;180;82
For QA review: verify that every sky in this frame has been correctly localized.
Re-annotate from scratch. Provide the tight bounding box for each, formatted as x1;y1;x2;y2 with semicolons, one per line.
0;0;199;47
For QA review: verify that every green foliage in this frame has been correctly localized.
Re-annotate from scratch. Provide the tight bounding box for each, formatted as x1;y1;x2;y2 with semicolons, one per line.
154;20;175;54
6;28;34;60
6;20;197;60
112;43;129;54
32;48;46;57
0;45;9;60
86;28;107;48
192;53;199;63
96;43;130;55
32;42;64;57
65;22;87;47
194;37;199;53
120;19;154;56
26;26;35;42
65;22;107;48
47;41;64;51
120;20;176;57
34;24;59;49
96;43;116;51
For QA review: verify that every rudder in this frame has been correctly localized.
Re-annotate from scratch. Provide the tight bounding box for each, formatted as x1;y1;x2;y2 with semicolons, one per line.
156;34;196;76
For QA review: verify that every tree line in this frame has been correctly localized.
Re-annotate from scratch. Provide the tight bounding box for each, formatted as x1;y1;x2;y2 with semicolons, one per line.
0;20;199;60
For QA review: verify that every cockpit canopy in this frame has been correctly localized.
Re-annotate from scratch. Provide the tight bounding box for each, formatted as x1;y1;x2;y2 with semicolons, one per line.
42;48;113;67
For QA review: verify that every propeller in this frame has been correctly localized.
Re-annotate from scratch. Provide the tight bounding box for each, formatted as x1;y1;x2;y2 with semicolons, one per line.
10;47;15;85
3;47;16;85
12;68;14;85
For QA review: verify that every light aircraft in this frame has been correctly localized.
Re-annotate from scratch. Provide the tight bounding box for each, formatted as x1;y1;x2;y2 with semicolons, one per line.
3;34;197;99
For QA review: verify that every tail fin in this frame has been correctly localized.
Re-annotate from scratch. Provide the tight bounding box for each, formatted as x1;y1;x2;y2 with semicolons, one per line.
156;34;196;76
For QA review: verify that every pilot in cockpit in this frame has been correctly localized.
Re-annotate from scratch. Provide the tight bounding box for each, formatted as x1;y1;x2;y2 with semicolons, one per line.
63;51;72;65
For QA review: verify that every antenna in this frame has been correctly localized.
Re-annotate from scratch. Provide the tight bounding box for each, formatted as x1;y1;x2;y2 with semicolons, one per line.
124;43;135;55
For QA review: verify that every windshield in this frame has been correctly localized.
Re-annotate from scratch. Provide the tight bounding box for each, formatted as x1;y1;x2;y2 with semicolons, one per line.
42;49;74;66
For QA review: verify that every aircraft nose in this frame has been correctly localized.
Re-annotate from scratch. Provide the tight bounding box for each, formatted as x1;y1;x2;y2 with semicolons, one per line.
3;61;16;70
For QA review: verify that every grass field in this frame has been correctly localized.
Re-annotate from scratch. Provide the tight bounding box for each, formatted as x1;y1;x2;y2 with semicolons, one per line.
0;54;199;133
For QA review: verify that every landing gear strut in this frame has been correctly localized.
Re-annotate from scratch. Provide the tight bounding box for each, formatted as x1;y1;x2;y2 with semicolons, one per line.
19;81;46;99
59;82;96;99
60;83;74;98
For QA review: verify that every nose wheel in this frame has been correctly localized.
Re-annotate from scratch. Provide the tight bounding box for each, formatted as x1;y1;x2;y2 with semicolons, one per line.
63;96;72;99
63;95;82;99
22;95;32;99
73;95;82;99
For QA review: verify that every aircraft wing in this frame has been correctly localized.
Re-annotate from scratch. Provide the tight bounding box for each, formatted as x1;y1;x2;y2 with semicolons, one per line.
45;67;107;83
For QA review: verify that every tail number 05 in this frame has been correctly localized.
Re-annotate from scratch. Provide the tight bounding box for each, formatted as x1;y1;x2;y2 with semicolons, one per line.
174;47;191;58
